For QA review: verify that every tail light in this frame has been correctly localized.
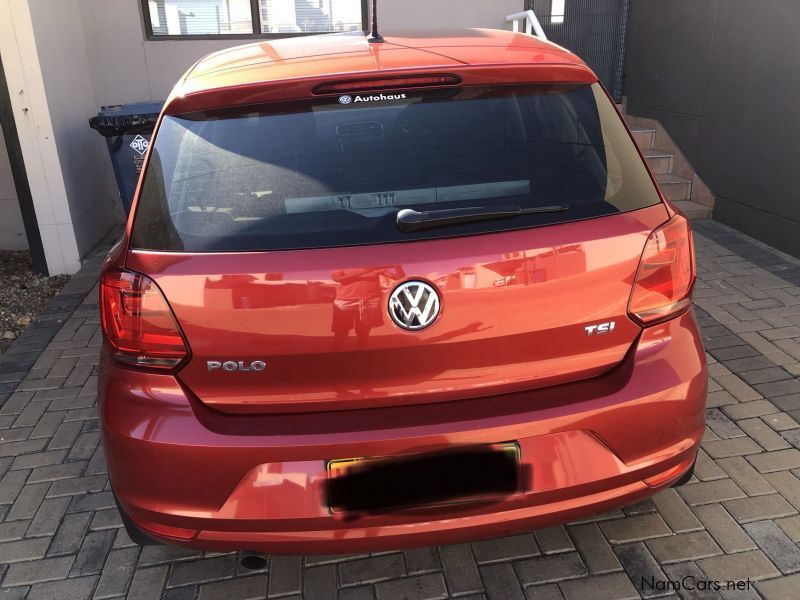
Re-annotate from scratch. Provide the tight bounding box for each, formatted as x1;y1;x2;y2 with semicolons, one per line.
100;267;189;369
313;74;461;95
628;214;696;325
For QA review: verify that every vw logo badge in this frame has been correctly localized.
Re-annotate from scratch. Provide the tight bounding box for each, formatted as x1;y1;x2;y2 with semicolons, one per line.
338;95;353;105
389;281;441;331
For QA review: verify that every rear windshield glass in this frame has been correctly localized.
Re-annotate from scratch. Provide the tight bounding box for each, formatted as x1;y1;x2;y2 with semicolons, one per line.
132;83;661;252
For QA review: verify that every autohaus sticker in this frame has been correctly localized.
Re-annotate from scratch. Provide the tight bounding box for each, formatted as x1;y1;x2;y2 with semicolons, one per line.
339;92;408;104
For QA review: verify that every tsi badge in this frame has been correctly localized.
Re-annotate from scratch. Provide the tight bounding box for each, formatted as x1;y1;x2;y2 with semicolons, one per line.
207;360;267;373
585;321;616;336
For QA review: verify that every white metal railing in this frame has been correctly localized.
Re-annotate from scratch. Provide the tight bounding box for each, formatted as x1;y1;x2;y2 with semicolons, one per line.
506;10;548;41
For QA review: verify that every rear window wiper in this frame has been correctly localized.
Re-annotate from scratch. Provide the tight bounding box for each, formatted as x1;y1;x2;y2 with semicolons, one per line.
396;205;569;233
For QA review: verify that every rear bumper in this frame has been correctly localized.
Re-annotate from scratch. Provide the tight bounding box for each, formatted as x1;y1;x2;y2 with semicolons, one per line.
100;311;706;554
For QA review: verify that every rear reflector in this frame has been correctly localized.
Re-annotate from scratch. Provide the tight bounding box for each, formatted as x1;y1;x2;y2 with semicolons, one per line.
628;215;695;325
313;74;461;95
100;267;189;370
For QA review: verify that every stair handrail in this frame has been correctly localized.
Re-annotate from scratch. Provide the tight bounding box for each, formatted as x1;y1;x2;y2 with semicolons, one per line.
506;10;548;40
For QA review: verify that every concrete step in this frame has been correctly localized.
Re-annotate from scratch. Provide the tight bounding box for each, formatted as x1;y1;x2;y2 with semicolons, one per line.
656;173;692;202
673;200;713;220
643;149;673;175
630;127;656;151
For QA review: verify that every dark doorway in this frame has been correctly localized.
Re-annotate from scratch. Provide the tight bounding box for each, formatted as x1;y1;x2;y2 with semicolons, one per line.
527;0;629;102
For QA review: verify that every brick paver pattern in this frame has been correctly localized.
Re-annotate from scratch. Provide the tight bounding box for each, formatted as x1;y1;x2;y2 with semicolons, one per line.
2;221;800;599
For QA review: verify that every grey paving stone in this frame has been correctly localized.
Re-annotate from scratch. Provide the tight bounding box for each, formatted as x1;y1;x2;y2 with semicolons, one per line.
168;555;237;588
724;493;797;523
702;437;763;459
0;438;48;458
340;586;376;600
199;575;268;600
70;529;115;576
650;488;704;532
738;418;792;451
722;399;780;421
0;519;29;542
472;534;539;564
6;481;49;521
622;499;655;516
0;537;50;564
127;566;169;600
26;575;99;600
764;470;800;510
748;448;800;472
660;561;722;600
47;511;92;556
753;378;800;398
645;531;722;564
567;523;621;574
302;565;336;600
0;469;29;504
375;573;448;600
479;563;524;600
743;520;800;574
599;514;671;544
534;526;575;554
756;572;800;600
558;573;639;600
46;474;106;497
679;479;747;506
137;543;199;566
706;408;745;439
1;555;74;586
697;550;780;582
762;412;799;432
612;542;668;599
27;496;70;537
163;586;199;600
515;552;587;586
694;449;728;481
439;543;482;595
94;546;139;599
339;554;405;588
523;583;563;600
716;456;775;495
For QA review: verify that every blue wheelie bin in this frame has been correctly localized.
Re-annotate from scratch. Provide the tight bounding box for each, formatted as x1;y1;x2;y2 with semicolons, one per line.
89;101;164;215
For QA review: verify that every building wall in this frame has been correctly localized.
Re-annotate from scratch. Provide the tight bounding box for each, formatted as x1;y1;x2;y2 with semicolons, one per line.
28;0;122;258
0;0;82;273
624;0;800;258
0;128;28;250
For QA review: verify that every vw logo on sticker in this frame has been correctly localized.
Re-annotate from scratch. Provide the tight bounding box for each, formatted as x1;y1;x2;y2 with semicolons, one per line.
338;95;353;105
129;135;149;156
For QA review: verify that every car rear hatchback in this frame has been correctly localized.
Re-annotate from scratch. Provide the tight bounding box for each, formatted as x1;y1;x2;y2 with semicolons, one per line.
99;29;706;553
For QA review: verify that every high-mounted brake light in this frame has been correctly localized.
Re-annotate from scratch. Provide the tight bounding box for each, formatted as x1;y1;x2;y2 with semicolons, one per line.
313;74;462;95
100;267;189;370
628;214;696;325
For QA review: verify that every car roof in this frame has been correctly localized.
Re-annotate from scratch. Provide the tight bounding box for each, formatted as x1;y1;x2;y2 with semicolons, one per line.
165;29;596;114
184;28;589;86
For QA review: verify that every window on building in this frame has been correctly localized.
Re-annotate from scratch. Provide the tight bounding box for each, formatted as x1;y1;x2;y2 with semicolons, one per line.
551;0;565;24
143;0;367;39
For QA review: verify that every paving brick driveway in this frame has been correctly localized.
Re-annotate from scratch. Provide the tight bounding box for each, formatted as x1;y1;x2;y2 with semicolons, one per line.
3;221;800;599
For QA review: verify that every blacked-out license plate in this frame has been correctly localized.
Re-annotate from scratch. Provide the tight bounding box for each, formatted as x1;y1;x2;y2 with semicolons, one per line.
326;443;521;514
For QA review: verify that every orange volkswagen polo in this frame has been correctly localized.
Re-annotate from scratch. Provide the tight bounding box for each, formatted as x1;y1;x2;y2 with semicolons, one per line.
99;27;706;555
